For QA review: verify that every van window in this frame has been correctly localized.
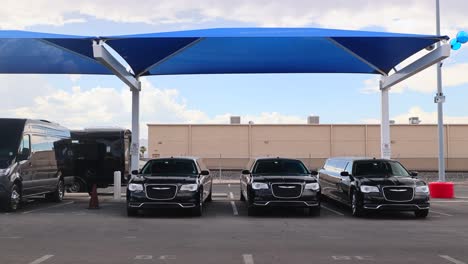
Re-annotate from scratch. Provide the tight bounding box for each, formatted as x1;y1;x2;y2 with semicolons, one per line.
32;134;53;152
19;135;31;155
0;120;24;161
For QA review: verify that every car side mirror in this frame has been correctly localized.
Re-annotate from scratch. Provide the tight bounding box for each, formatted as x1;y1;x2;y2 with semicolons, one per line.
242;169;251;175
340;171;350;177
131;170;139;175
410;171;418;177
17;148;30;161
200;170;210;176
310;170;318;176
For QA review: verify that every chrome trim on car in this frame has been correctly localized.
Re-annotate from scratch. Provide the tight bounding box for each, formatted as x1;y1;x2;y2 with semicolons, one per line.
253;201;319;207
382;186;415;202
144;184;178;200
271;183;303;199
128;202;196;208
363;204;429;210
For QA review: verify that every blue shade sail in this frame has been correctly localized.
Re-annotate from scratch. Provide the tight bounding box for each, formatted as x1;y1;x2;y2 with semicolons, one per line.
0;28;448;77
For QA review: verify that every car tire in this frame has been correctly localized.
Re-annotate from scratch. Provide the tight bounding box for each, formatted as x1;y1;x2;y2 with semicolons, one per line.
351;192;365;217
414;209;429;218
67;178;84;193
247;206;256;216
127;206;138;217
46;179;65;203
206;184;213;202
191;191;203;217
308;207;321;217
2;183;21;212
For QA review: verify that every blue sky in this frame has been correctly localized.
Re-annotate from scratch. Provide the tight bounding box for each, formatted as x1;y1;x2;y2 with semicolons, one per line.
1;0;468;139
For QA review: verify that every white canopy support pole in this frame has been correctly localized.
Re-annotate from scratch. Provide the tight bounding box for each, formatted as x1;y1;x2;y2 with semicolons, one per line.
435;0;446;182
93;40;142;173
131;86;141;173
380;79;391;159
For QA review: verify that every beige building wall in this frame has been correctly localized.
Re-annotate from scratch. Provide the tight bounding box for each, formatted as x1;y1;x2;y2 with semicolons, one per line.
148;124;468;171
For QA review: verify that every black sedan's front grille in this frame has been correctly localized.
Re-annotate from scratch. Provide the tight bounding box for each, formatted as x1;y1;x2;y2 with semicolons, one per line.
145;184;177;200
383;187;414;202
272;183;302;198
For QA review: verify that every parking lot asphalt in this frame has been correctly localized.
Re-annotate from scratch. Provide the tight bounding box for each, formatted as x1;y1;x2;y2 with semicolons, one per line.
1;184;468;264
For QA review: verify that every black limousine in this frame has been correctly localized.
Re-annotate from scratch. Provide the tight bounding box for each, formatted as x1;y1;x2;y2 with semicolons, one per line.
126;157;212;217
240;157;321;216
318;157;430;218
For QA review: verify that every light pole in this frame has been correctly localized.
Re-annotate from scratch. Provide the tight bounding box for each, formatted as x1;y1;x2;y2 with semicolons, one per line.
435;0;446;182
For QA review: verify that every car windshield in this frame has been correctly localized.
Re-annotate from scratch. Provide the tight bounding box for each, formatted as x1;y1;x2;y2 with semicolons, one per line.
353;160;411;177
141;159;198;176
0;120;24;164
252;159;309;175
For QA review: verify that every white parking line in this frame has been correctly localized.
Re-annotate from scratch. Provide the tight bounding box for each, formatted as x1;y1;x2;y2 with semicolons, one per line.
228;184;231;188
243;254;254;264
29;255;54;264
321;205;345;216
430;210;453;217
439;255;467;264
22;201;74;214
230;201;239;216
229;192;235;200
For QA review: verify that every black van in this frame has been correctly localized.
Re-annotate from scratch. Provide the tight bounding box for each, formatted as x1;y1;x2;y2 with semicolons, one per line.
0;118;72;212
61;128;132;192
318;157;430;218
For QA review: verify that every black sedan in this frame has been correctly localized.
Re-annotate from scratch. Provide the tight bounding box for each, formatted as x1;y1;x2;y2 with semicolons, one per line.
319;157;430;218
240;157;321;216
126;157;212;217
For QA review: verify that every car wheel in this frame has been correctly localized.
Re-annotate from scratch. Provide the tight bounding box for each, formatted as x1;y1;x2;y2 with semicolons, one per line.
46;179;65;202
247;206;256;216
206;184;213;202
127;206;138;217
351;192;364;217
2;184;21;212
307;207;321;217
191;191;203;217
67;179;84;193
414;209;429;218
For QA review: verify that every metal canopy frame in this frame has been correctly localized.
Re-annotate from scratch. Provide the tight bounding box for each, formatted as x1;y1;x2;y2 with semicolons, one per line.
90;39;451;173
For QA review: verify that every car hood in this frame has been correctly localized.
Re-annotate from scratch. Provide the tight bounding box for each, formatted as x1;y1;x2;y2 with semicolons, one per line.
252;175;317;183
357;176;422;187
133;175;198;185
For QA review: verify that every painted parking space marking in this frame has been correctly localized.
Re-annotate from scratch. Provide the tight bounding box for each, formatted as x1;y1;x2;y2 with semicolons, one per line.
22;201;74;214
439;255;467;264
28;255;54;264
229;192;235;200
332;256;374;261
231;201;239;216
135;255;153;260
243;254;254;264
321;205;345;216
0;236;22;239
213;193;228;198
430;210;453;217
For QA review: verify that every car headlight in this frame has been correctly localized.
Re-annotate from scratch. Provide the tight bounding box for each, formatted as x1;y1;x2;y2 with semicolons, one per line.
0;168;11;176
180;184;198;192
305;182;320;191
360;185;379;193
252;182;269;190
128;183;144;192
416;185;430;194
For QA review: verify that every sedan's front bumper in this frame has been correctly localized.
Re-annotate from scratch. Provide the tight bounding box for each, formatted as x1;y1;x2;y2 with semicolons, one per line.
127;190;199;209
249;188;320;208
362;192;430;211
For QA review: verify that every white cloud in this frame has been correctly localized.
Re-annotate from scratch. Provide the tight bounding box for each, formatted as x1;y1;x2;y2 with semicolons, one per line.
362;106;468;124
0;76;307;138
